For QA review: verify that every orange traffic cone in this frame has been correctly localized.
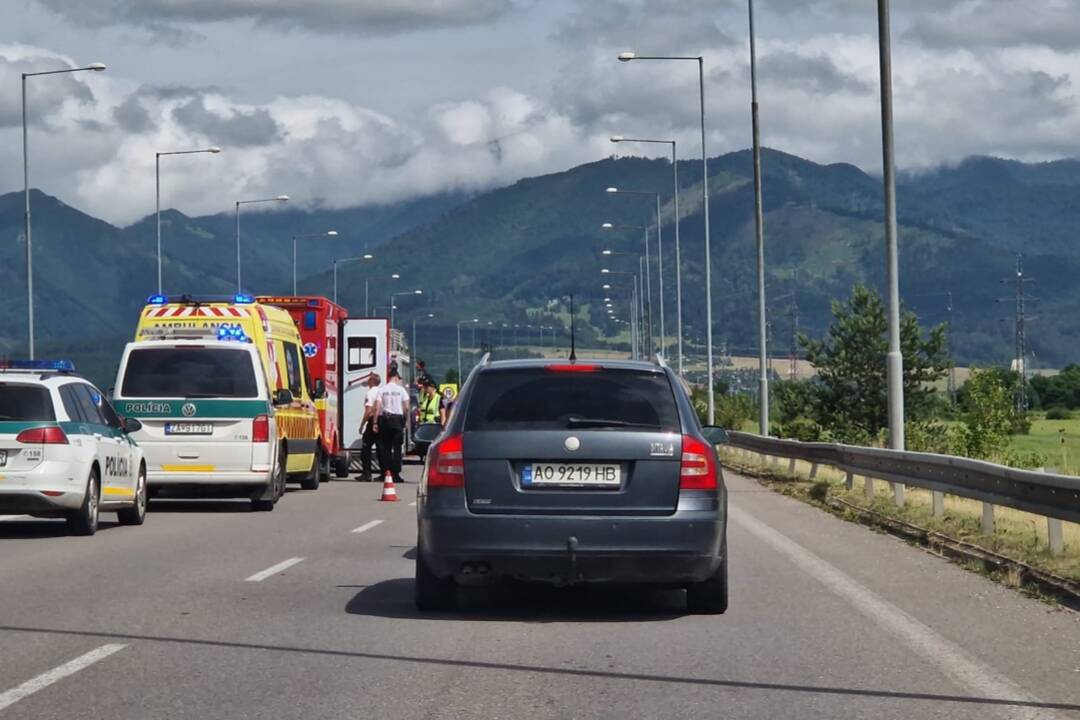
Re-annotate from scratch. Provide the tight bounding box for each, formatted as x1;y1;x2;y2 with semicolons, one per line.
379;471;398;502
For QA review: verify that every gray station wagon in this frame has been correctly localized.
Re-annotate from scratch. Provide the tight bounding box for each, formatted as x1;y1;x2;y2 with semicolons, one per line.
415;357;729;614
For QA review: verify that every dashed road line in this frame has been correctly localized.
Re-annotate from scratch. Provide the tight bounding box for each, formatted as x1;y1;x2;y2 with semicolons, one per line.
0;643;127;711
0;515;32;522
408;501;417;507
244;557;304;582
351;520;384;534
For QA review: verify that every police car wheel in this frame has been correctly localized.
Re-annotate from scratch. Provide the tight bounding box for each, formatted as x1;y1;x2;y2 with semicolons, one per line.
252;448;285;511
117;465;147;526
68;469;100;536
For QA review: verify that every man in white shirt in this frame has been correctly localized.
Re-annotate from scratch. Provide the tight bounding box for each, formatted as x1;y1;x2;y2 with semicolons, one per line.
373;369;411;483
358;373;381;482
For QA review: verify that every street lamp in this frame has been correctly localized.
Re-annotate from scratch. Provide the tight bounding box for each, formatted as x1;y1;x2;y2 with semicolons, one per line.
22;61;106;358
457;318;479;384
390;289;422;331
413;312;435;365
606;187;665;361
331;253;373;305
235;195;288;292
601;269;640;359
611;135;684;375
292;230;338;294
618;50;715;422
602;223;651;355
156;146;220;294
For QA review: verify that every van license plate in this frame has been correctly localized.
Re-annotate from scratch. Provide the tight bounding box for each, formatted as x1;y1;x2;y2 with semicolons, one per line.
523;463;620;487
165;423;213;436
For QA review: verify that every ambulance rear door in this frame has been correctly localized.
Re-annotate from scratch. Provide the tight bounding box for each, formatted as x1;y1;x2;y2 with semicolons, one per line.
339;319;389;461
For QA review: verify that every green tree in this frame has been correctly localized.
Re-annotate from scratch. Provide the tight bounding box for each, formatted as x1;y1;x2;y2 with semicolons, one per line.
443;368;460;386
800;285;949;443
950;369;1018;459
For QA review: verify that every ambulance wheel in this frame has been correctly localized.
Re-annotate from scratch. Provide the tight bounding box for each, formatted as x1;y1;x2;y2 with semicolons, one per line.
300;448;321;490
117;464;147;526
333;454;350;479
68;468;100;536
318;448;331;484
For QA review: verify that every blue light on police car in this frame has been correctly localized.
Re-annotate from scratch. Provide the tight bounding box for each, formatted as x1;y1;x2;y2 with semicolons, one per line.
147;294;168;305
234;294;255;304
1;359;76;372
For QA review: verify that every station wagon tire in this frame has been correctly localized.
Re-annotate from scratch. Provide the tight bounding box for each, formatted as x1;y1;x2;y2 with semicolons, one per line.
415;538;457;612
68;468;100;536
117;464;147;526
252;447;286;512
300;447;321;491
686;554;728;615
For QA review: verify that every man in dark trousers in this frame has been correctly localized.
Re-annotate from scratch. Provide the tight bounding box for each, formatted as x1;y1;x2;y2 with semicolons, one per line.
373;368;411;483
358;373;381;482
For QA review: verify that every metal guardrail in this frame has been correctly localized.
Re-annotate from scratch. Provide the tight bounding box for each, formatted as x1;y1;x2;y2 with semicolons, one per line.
724;431;1080;525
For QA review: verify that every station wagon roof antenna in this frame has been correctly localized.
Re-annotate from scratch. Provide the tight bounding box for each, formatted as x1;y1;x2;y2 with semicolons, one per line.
568;294;577;363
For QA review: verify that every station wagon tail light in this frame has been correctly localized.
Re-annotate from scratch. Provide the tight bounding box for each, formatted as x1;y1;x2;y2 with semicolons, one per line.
16;426;68;445
679;435;717;490
428;434;464;488
546;364;599;373
252;415;270;443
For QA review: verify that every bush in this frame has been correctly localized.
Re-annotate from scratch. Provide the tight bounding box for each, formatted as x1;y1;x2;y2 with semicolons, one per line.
1046;406;1072;420
808;481;830;502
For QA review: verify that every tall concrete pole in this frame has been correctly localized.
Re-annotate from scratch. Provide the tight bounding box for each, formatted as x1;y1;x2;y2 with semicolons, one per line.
749;0;769;436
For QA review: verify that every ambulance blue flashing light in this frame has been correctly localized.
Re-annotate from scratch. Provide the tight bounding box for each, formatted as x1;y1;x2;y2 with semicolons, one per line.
234;294;255;304
148;294;168;305
1;359;76;372
216;324;251;343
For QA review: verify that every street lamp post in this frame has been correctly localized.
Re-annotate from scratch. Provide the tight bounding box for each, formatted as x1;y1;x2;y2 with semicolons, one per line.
601;269;637;359
156;146;220;294
235;195;289;292
292;230;338;294
389;290;422;331
331;252;373;305
747;0;769;436
619;51;714;422
603;222;653;355
607;188;665;360
457;318;479;383
22;61;106;358
602;248;643;358
611;136;683;373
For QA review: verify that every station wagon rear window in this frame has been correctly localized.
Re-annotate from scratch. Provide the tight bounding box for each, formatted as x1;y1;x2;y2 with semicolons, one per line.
121;348;259;399
464;368;680;432
0;384;56;421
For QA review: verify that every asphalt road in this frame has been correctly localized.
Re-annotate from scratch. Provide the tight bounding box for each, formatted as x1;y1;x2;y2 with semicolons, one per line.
0;466;1078;719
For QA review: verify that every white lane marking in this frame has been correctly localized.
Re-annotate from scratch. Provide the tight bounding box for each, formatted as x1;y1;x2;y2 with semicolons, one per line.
244;557;304;582
729;506;1053;720
351;520;384;534
0;643;127;711
408;501;417;507
0;515;31;522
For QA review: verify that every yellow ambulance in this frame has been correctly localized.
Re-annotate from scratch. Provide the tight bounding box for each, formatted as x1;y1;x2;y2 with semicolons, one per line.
112;294;324;510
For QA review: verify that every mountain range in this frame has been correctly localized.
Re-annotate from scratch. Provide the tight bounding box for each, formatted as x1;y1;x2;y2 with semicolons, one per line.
3;149;1079;387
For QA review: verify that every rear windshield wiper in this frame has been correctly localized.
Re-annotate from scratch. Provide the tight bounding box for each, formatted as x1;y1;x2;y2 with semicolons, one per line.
566;417;662;430
182;393;221;399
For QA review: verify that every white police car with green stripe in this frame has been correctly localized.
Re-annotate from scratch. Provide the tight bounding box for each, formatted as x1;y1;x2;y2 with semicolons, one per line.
0;360;147;535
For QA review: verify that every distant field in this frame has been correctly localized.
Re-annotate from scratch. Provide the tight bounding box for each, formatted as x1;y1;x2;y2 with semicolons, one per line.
1010;415;1080;475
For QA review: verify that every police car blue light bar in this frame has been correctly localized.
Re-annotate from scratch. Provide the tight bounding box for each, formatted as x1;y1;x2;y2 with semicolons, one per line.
0;359;76;372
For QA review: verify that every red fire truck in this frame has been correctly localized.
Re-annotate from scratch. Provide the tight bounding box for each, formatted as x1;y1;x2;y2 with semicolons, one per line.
258;296;350;477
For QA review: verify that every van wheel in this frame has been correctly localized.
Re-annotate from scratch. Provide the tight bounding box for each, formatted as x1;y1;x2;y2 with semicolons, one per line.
252;448;285;511
300;447;321;490
686;556;728;615
68;468;100;536
415;537;457;612
117;465;147;526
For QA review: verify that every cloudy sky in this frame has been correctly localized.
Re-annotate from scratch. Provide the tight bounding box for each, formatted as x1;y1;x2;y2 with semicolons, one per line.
4;0;1080;225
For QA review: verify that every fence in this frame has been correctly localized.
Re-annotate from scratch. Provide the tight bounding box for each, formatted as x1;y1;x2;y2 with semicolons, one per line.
724;431;1080;555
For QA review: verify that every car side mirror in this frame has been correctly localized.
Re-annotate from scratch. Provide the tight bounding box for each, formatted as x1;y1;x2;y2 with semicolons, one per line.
273;389;294;406
122;417;143;434
702;425;730;445
313;379;326;399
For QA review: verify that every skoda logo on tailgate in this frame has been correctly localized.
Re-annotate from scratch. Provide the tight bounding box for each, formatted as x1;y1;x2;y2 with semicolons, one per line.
564;436;580;452
181;402;197;417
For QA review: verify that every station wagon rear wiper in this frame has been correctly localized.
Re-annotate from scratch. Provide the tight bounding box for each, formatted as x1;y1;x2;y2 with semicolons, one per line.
182;393;220;399
566;417;661;430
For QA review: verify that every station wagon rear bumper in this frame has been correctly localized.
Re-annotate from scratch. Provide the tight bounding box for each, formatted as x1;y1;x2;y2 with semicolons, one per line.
419;490;725;585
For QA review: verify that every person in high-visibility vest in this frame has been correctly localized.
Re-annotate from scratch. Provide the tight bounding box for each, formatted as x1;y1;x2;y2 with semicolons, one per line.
419;380;441;424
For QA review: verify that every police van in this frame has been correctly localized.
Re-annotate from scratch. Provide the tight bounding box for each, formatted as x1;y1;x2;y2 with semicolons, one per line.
112;294;323;511
0;360;147;535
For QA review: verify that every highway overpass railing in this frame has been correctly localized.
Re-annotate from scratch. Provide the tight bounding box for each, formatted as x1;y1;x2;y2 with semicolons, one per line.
723;431;1079;555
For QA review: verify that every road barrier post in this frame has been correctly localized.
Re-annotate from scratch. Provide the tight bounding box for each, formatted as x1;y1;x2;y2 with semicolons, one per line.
1048;518;1064;556
788;458;796;476
893;482;905;507
981;502;995;535
864;476;874;500
932;491;944;517
845;471;854;491
809;463;819;480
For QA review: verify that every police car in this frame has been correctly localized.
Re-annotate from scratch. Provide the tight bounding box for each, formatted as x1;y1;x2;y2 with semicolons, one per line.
0;360;147;535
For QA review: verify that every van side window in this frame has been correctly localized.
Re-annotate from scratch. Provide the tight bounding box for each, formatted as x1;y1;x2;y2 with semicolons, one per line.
347;336;376;371
283;342;302;398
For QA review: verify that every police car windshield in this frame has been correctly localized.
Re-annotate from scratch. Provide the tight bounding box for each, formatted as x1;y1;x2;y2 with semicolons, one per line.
121;347;259;399
0;384;56;421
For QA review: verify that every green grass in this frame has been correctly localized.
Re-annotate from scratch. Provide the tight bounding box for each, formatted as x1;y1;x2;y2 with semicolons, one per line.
1009;415;1080;474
